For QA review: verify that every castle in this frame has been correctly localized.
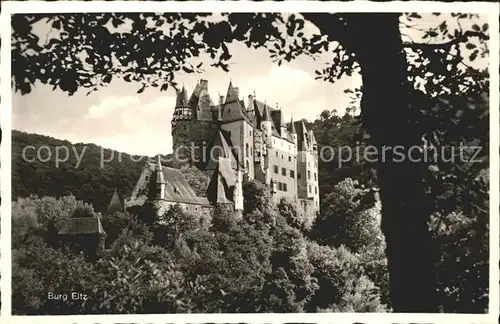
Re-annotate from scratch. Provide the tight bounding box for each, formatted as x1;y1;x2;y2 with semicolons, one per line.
124;79;320;222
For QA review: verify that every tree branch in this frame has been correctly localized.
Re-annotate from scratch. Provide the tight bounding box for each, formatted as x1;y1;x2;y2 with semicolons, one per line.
403;31;489;50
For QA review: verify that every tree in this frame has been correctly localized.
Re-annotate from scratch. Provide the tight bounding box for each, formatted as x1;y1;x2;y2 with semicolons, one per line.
312;178;383;253
180;166;210;197
12;11;490;312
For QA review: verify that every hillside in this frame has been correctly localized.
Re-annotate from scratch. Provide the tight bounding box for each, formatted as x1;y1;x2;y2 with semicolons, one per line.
12;130;157;212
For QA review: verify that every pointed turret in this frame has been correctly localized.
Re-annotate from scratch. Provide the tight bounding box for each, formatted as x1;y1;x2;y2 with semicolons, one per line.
175;85;189;107
225;80;239;103
149;154;166;200
155;154;166;184
262;104;272;122
289;116;297;147
105;189;123;216
172;85;192;125
278;108;287;137
288;116;296;134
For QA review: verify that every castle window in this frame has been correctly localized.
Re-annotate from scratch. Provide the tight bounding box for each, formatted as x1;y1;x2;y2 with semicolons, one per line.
281;167;286;176
308;171;311;179
314;173;317;181
288;156;292;162
246;144;249;157
315;186;318;194
276;152;278;157
298;173;302;179
278;182;283;191
273;165;278;174
309;185;311;193
283;183;287;192
290;170;295;178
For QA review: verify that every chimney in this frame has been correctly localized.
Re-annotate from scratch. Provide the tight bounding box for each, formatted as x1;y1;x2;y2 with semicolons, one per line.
247;94;254;111
200;79;208;91
233;87;239;100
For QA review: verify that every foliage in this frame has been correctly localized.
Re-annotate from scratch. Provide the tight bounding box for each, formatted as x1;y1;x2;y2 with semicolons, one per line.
307;243;386;312
179;165;210;197
277;198;307;231
311;178;383;253
12;130;146;212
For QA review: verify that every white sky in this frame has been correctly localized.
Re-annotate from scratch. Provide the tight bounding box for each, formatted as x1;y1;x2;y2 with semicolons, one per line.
12;13;487;156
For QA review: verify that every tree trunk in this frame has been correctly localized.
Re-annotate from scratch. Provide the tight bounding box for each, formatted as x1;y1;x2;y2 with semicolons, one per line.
345;14;438;312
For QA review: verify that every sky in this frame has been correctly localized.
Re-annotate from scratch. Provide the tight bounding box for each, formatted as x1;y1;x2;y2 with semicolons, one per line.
12;13;487;156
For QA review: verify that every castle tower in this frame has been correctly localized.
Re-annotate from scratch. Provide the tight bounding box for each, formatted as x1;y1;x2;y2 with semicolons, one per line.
172;85;191;126
278;106;287;137
234;163;244;212
261;104;273;147
171;86;193;165
197;79;213;121
148;155;166;200
289;116;297;145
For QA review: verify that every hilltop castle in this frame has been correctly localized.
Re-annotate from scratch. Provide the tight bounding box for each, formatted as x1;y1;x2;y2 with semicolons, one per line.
124;79;320;222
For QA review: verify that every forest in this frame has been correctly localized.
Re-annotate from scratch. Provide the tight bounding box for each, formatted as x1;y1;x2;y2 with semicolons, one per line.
10;10;491;314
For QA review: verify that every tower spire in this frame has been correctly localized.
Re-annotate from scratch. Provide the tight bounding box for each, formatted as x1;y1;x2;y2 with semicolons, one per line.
155;154;165;184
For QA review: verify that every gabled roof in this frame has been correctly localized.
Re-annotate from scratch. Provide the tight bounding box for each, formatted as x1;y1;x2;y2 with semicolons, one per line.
206;160;233;205
161;167;210;205
130;157;211;206
204;129;240;171
59;217;106;235
294;120;310;151
216;157;237;187
253;100;281;137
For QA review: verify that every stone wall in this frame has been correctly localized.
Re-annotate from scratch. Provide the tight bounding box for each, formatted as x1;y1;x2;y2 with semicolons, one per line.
172;120;218;166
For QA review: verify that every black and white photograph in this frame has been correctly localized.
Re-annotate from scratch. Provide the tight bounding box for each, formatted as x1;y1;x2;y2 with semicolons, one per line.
2;0;498;320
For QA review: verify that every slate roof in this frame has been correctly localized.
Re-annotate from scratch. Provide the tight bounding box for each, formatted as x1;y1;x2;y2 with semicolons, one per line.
204;129;241;171
159;166;210;205
288;116;296;134
176;86;189;107
206;160;233;204
106;189;124;215
129;157;211;206
294;120;310;151
59;217;106;235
